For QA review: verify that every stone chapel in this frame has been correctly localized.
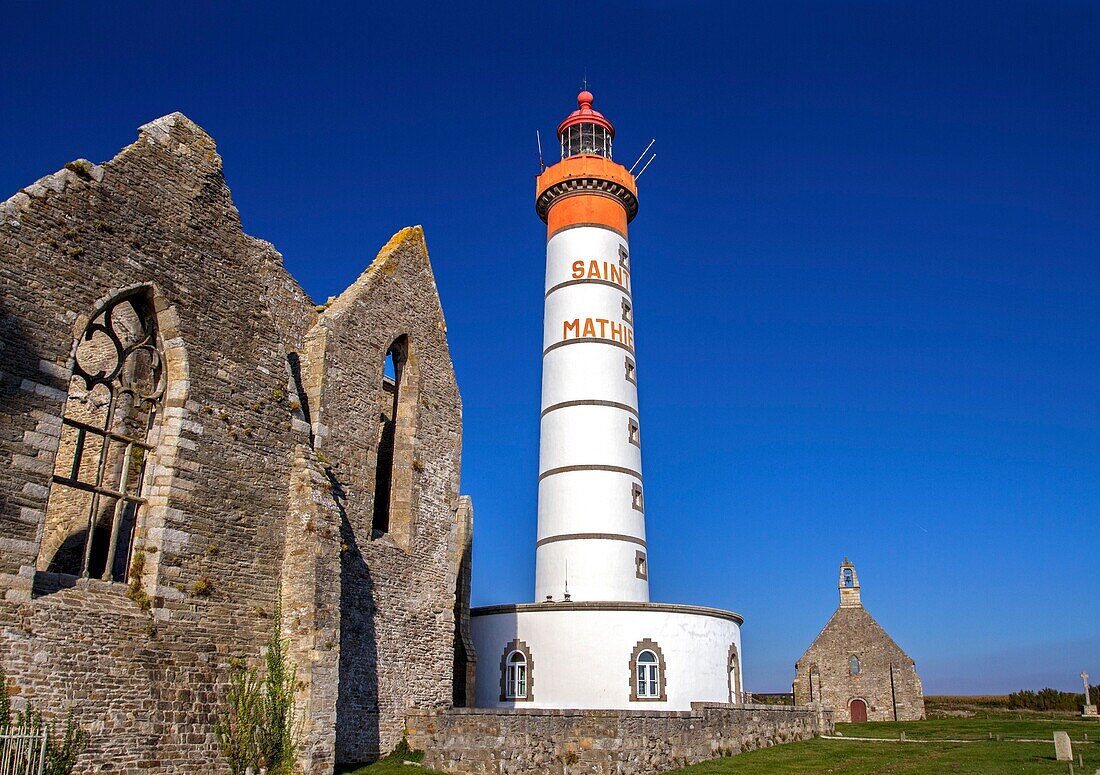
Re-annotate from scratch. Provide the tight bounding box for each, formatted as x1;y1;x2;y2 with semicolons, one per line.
793;559;924;722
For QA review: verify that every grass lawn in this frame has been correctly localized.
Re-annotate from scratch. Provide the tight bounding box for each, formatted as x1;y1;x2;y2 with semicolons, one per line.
335;746;445;775
668;717;1100;775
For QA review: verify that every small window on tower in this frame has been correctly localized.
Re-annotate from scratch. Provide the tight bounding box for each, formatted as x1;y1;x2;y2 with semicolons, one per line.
628;418;640;447
624;357;636;384
618;244;629;271
635;551;648;580
621;297;633;324
631;482;644;512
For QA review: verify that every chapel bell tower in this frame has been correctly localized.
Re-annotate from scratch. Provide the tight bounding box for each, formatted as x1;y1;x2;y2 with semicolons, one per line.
839;558;862;608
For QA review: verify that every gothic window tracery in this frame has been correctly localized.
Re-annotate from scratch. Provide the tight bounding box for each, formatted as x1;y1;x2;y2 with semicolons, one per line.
40;290;165;581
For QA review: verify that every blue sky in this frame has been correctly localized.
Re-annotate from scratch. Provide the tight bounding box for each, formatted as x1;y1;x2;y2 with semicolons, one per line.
3;2;1097;694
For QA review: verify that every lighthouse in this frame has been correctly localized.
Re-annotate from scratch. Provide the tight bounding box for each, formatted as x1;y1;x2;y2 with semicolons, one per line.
470;91;745;710
534;90;646;603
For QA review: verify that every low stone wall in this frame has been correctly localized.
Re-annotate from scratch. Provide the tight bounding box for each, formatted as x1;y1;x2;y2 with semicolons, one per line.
405;703;833;775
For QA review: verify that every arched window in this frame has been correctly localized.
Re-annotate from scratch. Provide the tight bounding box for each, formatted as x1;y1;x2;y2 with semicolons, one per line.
637;651;659;698
505;651;527;699
629;639;666;702
849;656;861;675
372;335;419;548
728;645;743;703
39;290;165;581
498;639;533;702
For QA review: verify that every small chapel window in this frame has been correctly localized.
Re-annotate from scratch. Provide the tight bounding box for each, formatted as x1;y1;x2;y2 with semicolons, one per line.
40;290;164;581
850;656;861;675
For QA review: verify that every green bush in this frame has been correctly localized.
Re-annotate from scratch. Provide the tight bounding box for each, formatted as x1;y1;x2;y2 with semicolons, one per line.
215;603;300;774
1006;685;1099;711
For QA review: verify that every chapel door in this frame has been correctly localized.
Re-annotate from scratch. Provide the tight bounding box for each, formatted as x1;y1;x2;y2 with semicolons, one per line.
850;698;868;722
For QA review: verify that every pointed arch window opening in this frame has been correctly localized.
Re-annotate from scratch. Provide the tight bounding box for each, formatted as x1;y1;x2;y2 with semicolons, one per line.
373;341;403;536
372;335;419;546
43;291;165;581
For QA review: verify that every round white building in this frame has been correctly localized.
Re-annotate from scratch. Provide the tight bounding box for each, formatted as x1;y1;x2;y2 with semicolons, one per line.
471;91;744;710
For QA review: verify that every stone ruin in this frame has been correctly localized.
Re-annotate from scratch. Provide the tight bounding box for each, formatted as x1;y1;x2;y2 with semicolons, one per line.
0;113;474;773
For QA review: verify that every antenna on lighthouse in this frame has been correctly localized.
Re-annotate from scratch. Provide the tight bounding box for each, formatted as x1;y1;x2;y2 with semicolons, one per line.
563;559;571;602
536;130;545;171
635;153;657;180
629;139;655;175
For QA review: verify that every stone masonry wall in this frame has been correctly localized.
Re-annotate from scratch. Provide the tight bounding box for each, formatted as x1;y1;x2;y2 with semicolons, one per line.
406;704;834;775
0;113;465;773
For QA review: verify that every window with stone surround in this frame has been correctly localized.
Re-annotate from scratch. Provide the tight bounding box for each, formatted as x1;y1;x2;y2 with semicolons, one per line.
628;418;640;447
630;639;666;702
499;639;534;702
849;655;861;675
728;645;743;703
635;550;647;580
372;335;420;549
38;289;165;581
621;297;632;324
624;356;636;384
631;482;644;512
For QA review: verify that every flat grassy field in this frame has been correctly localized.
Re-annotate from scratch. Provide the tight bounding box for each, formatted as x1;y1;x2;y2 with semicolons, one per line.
669;717;1100;775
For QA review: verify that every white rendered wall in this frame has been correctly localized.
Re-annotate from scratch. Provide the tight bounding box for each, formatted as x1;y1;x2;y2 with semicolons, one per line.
536;225;647;603
471;607;744;710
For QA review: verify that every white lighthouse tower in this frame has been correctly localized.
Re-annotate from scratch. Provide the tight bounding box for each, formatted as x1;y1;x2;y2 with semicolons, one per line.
534;89;647;604
471;91;745;711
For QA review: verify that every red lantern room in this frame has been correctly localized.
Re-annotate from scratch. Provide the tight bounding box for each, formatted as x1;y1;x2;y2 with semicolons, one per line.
557;90;615;159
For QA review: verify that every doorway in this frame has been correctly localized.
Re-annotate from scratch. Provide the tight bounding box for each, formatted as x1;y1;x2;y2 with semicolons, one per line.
849;698;868;722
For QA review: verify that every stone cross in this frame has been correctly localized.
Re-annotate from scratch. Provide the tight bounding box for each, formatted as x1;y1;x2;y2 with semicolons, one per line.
1084;671;1091;703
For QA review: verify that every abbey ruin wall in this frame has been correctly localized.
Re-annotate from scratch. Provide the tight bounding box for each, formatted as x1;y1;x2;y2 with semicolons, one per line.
0;113;468;773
